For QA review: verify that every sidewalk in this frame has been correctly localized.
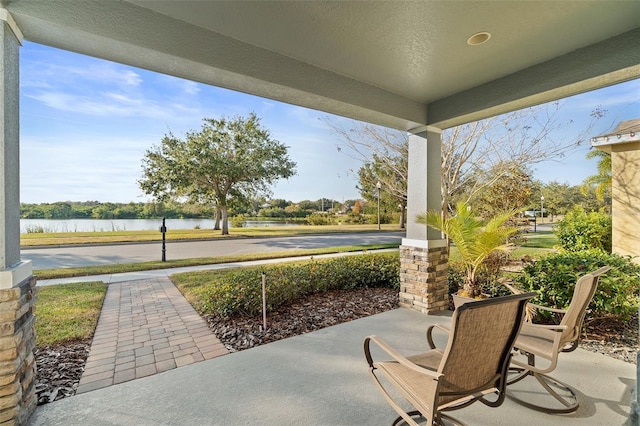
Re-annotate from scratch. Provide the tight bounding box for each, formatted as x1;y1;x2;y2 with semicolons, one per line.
76;277;228;394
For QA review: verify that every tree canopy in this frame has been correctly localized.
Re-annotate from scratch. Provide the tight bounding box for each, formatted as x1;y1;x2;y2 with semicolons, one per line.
139;113;297;234
328;101;605;220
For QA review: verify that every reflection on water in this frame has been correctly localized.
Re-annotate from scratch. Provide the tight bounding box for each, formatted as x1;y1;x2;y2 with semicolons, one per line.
20;218;300;233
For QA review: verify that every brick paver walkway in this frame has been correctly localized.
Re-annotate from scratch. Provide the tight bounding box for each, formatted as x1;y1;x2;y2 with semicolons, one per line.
76;277;228;394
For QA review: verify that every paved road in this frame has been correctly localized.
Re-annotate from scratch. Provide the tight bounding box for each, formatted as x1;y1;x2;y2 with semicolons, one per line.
21;231;404;270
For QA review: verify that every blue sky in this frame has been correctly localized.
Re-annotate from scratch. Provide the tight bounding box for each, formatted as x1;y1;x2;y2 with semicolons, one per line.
20;41;640;204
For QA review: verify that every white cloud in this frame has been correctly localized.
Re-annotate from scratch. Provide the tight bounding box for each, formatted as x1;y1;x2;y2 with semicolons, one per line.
182;81;200;95
24;90;200;120
22;61;142;89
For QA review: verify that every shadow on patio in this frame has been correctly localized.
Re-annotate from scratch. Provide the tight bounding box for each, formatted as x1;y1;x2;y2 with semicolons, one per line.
29;308;634;425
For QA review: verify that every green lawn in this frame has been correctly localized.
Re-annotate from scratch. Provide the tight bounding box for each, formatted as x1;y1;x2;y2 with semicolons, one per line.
521;231;558;249
34;243;400;279
21;224;401;247
35;282;107;347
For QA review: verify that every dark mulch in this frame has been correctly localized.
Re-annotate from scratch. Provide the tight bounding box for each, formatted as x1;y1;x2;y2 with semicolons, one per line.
204;287;399;351
580;315;639;364
34;287;637;406
34;339;91;405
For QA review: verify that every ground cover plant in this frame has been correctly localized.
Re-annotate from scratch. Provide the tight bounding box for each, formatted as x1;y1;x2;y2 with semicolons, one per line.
173;252;400;318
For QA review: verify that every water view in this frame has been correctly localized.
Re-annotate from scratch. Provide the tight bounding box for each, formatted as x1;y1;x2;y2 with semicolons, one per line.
20;218;300;233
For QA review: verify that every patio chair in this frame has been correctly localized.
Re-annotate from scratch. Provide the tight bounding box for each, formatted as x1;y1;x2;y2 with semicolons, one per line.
507;266;611;413
364;292;535;426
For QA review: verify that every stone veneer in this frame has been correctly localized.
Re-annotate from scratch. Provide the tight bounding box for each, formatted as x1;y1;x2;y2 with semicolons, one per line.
399;245;449;314
0;275;36;425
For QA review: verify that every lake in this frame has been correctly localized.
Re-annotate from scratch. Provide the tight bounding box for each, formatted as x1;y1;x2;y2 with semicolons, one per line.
20;218;300;233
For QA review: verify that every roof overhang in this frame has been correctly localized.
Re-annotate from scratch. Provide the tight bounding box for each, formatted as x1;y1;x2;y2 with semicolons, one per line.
2;0;639;130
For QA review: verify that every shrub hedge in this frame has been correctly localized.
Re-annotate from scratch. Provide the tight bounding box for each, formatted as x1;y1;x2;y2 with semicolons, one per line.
553;207;612;252
202;252;400;317
514;250;639;321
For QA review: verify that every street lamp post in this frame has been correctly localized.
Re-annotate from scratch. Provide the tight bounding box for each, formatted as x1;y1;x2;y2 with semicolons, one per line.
540;195;545;224
376;181;382;231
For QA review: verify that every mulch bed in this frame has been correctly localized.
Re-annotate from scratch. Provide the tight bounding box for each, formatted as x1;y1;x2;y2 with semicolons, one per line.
204;287;399;351
34;287;637;406
34;340;91;405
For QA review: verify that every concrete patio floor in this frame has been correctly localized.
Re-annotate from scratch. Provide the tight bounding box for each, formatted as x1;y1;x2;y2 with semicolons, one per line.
29;307;635;425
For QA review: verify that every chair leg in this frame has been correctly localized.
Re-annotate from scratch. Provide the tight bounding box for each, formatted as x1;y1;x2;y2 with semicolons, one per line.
508;352;579;413
506;366;530;386
506;371;579;414
392;411;466;426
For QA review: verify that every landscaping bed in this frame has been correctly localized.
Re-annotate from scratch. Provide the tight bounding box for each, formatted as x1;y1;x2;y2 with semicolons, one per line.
34;287;637;407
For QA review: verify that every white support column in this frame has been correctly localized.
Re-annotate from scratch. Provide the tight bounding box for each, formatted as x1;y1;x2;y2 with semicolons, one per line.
403;126;446;248
0;8;30;281
0;10;36;425
398;126;449;314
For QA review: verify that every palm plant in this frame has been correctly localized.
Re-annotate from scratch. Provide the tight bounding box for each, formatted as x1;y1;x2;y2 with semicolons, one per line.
581;150;611;202
416;201;518;298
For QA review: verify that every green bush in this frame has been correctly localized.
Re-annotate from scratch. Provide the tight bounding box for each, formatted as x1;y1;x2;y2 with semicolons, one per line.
202;252;400;317
514;250;639;321
367;213;393;225
342;214;369;224
448;255;514;299
230;214;246;228
305;213;335;225
553;207;611;252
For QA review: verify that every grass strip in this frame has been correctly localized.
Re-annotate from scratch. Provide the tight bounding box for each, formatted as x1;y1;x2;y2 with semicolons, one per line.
520;231;558;249
21;224;400;247
448;245;556;263
35;282;107;347
33;244;400;280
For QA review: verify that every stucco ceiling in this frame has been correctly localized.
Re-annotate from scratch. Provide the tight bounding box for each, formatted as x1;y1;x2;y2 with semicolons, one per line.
3;0;640;130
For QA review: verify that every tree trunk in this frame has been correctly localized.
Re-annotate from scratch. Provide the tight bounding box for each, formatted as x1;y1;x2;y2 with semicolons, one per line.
213;207;221;230
221;205;229;235
399;204;406;229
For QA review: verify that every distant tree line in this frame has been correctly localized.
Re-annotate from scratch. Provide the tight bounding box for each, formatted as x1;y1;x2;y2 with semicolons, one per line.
19;201;214;220
19;198;376;221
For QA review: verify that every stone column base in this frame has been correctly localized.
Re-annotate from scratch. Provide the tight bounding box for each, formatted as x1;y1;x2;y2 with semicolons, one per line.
399;245;449;314
0;275;36;425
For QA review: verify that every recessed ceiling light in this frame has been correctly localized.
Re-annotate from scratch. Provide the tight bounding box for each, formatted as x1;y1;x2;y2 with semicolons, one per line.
467;32;491;46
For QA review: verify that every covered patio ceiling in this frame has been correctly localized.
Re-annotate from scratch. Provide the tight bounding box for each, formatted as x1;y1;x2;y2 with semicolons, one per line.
3;0;639;131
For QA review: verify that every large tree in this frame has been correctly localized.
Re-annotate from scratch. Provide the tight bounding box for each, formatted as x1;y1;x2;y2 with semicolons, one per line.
139;113;296;234
469;163;535;218
329;122;408;227
328;102;605;219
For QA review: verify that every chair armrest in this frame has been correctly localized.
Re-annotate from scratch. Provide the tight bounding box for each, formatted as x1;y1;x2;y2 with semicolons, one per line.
364;335;443;379
527;303;567;315
426;324;450;349
524;324;568;332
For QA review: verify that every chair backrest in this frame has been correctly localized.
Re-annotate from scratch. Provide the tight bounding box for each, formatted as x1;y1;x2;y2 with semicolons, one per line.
558;266;611;346
436;292;536;406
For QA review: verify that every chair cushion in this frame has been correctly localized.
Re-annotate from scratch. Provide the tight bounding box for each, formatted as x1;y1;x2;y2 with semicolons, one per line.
407;350;443;371
514;323;556;360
